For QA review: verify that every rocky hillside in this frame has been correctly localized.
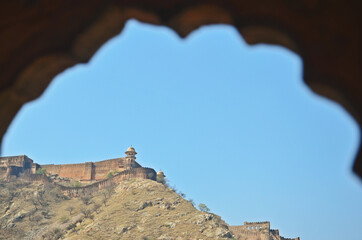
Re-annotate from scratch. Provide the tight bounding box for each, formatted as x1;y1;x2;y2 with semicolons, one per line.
0;179;234;240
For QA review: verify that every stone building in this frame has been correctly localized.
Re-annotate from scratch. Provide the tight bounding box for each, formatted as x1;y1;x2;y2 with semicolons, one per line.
0;146;155;183
0;155;40;180
229;221;300;240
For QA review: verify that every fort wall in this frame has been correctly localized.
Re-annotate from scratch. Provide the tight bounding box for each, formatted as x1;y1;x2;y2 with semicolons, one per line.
20;173;52;185
16;167;156;197
54;167;156;197
229;221;299;240
93;158;125;180
280;237;300;240
41;162;93;181
41;157;139;181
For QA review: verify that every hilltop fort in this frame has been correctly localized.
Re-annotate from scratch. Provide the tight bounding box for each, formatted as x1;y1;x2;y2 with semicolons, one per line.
0;147;300;239
0;146;156;197
0;146;155;182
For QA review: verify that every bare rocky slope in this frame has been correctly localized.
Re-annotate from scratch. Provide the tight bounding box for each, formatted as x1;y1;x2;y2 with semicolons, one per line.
0;178;234;240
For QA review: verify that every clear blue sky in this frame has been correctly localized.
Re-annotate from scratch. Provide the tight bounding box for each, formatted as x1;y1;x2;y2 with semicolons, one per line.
3;20;362;240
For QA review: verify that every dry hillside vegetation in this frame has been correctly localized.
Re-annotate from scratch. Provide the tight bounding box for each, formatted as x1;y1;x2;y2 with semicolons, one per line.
0;179;234;240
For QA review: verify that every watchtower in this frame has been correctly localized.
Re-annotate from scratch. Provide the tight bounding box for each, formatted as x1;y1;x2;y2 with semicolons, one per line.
124;146;137;170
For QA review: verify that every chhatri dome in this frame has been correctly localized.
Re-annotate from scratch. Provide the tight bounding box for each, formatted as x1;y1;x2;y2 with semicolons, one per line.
125;145;137;159
126;146;136;152
157;170;165;177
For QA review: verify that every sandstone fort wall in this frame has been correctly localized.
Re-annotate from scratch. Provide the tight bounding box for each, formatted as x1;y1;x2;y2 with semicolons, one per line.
20;173;52;184
55;167;156;197
92;158;125;180
229;221;300;240
41;162;93;181
41;158;138;181
17;167;156;197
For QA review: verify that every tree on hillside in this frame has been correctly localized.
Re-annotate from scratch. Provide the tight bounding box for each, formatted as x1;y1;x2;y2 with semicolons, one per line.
101;186;115;206
66;206;74;215
198;203;210;213
81;196;92;205
80;207;92;218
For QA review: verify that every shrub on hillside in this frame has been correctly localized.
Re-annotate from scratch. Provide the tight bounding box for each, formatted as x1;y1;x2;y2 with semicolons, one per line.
73;181;81;187
36;168;46;175
59;216;69;224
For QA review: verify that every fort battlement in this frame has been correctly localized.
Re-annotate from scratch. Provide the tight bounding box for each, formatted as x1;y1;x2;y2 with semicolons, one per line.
0;146;156;190
40;157;142;181
229;221;299;240
57;167;156;197
17;167;156;198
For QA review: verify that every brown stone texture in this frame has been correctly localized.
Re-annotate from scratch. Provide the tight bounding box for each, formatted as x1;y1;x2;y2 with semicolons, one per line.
19;167;157;197
229;221;300;240
41;162;95;181
0;155;34;179
0;1;361;178
41;157;142;181
59;167;156;197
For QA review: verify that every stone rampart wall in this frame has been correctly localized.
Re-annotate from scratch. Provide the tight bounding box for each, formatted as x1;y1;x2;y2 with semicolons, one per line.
93;158;125;180
16;167;156;197
112;167;156;183
270;229;280;236
229;222;299;240
41;158;131;181
228;227;269;240
242;221;270;231
20;173;52;184
59;167;156;197
41;162;93;181
280;237;300;240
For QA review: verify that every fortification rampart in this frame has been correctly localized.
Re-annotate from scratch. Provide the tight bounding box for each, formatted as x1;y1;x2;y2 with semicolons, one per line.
280;237;300;240
17;167;156;197
229;221;299;240
241;221;270;231
20;173;52;185
41;162;95;181
40;157;141;181
60;167;156;197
